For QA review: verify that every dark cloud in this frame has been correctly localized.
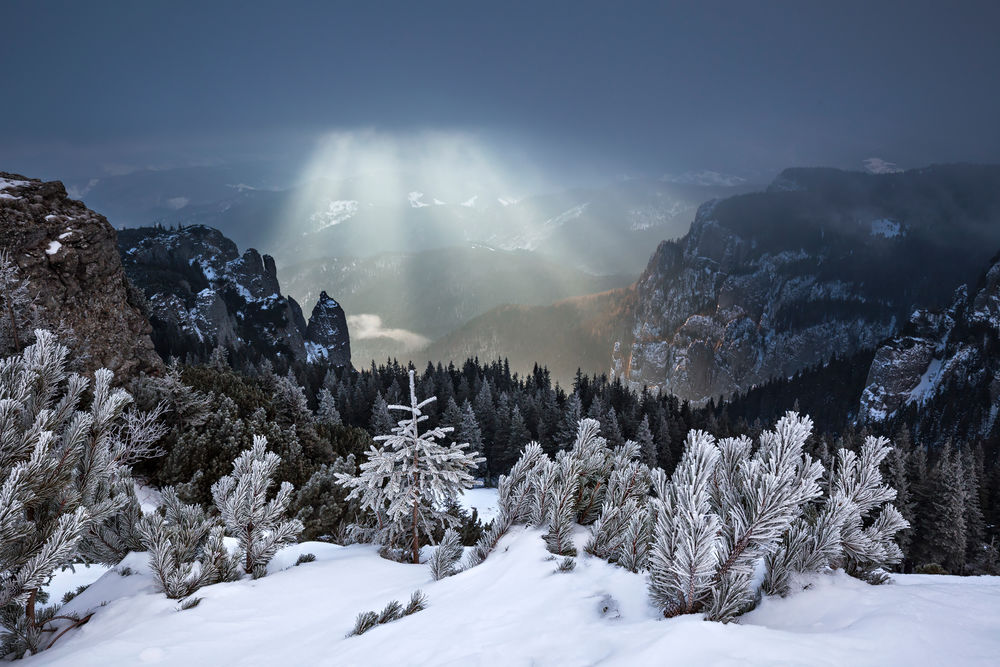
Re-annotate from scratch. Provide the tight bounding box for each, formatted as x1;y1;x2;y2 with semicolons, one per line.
2;0;998;183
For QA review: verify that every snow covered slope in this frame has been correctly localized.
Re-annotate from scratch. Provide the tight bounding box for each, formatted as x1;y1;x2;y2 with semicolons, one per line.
30;527;1000;666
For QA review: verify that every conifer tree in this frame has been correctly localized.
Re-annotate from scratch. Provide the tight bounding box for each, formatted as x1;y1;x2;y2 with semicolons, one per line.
602;408;624;450
556;394;583;449
370;393;394;437
961;447;986;570
316;388;342;428
458;401;486;480
920;443;968;572
336;370;483;564
442;397;463;436
636;415;656;468
212;435;303;578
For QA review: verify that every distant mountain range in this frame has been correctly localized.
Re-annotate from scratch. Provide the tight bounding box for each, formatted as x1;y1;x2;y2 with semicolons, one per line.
74;165;750;366
77;166;753;276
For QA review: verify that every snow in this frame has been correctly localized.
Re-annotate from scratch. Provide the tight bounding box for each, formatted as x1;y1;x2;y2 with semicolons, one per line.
46;241;62;255
0;176;30;190
460;195;478;207
24;525;1000;666
304;340;330;363
58;231;73;240
863;158;904;174
457;486;499;523
909;357;943;403
135;482;164;514
408;191;430;208
310;199;359;231
871;218;903;238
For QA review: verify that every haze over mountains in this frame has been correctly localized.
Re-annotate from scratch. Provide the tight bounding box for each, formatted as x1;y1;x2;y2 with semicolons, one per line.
75;164;753;367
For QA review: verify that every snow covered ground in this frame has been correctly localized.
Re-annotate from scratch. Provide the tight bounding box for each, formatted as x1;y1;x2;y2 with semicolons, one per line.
457;485;500;523
28;523;1000;666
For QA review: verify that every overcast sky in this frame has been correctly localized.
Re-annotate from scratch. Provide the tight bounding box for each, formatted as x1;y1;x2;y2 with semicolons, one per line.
2;0;999;185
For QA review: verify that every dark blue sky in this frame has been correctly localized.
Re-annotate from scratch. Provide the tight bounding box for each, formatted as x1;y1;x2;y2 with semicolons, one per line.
3;0;999;184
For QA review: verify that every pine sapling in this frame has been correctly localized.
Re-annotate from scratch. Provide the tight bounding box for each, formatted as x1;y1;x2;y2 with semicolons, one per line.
212;435;303;578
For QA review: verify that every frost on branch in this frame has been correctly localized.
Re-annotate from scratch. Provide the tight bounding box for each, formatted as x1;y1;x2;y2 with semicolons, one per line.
137;488;240;599
470;418;652;565
764;434;909;593
212;435;303;578
647;415;826;621
336;370;483;564
0;331;164;657
428;528;463;580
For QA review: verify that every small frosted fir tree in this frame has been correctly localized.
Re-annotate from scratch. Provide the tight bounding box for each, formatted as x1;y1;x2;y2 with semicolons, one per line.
212;435;303;578
337;370;483;564
0;331;164;657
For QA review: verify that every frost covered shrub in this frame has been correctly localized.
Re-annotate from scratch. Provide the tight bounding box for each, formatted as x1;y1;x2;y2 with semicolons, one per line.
646;413;907;622
648;414;826;621
487;411;908;624
346;590;428;637
428;528;463;580
763;434;908;593
336;370;482;564
137;488;240;599
212;435;304;578
0;331;165;657
467;418;650;566
464;442;546;568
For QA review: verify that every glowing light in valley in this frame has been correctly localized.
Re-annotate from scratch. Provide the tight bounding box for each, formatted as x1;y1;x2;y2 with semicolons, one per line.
279;129;547;236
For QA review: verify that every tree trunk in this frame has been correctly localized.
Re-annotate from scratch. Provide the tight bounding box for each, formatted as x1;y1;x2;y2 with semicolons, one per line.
26;589;36;628
411;463;420;564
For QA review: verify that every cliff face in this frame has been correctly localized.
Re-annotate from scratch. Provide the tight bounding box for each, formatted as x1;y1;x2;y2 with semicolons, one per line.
860;254;1000;432
0;172;161;375
117;225;350;367
615;165;1000;403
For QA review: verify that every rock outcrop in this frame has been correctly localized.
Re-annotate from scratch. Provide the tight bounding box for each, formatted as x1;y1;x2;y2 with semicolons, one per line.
614;164;1000;403
860;254;1000;427
304;291;351;367
117;225;350;367
0;172;161;375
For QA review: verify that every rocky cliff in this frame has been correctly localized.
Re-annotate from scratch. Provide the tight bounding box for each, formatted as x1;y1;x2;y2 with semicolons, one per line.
117;225;350;368
860;253;1000;434
615;164;1000;403
0;172;161;375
